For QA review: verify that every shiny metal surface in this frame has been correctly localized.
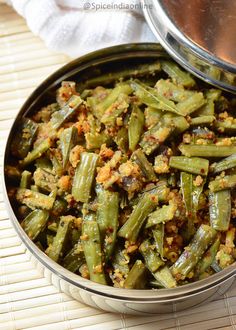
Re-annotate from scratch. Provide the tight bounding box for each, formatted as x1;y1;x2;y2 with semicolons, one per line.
3;43;236;315
142;0;236;93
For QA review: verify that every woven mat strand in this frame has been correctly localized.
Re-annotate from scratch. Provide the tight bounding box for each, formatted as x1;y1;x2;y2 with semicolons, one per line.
1;4;236;330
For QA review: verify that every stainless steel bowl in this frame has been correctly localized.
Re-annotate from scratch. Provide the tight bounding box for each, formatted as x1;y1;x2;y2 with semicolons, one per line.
3;43;236;315
142;0;236;93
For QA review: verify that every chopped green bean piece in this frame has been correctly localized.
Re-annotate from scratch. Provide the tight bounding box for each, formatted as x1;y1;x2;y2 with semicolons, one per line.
80;62;162;89
140;116;175;155
111;246;130;276
176;93;206;116
211;153;236;173
20;170;32;189
123;260;147;289
144;107;162;128
60;126;78;168
50;95;83;130
131;149;156;181
16;188;56;210
72;152;98;202
161;61;195;87
62;242;84;273
215;120;236;133
11;118;38;159
152;224;165;260
93;83;132;119
209;190;231;231
20;138;52;167
179;144;236;157
180;172;205;239
47;215;74;262
190;116;215;126
195;238;220;276
21;209;49;241
82;218;107;285
153;266;177;288
139;239;164;272
33;168;57;192
170;156;209;176
118;193;158;242
146;202;177;228
209;175;236;192
155;79;194;102
128;105;144;151
96;187;119;260
171;225;216;280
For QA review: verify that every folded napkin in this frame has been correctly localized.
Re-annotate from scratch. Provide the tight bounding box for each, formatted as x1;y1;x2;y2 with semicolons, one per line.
8;0;156;57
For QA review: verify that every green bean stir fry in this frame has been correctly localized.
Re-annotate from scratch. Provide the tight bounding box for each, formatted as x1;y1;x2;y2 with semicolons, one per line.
6;60;236;289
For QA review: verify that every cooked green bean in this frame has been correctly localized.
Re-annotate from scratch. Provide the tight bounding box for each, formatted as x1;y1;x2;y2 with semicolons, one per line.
152;224;164;260
176;93;206;116
140;116;175;155
72;152;98;202
190;116;215;126
209;190;231;231
215;120;236;133
139;239;164;272
49;150;63;177
118;193;158;242
62;242;84;273
47;215;74;262
20;138;52;167
11;118;38;159
114;126;129;152
51;198;68;217
93;83;132;119
209;175;236;192
155;79;194;102
146;202;177;228
179;144;236;157
171;225;216;280
211;153;236;173
111;246;130;276
161;61;195;87
195;238;220;276
60;126;78;168
96;187;119;260
20;170;32;189
128;105;144;151
21;209;49;240
82;218;107;285
131;80;181;115
50;95;83;129
16;188;56;210
153;266;177;288
123;260;147;289
170;156;209;176
131;182;170;207
180;172;205;239
131;149;156;181
33;168;57;192
195;89;221;117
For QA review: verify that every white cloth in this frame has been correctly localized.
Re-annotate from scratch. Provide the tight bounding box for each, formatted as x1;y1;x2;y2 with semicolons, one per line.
8;0;156;57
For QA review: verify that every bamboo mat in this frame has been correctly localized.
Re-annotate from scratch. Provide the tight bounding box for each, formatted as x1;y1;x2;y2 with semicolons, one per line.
1;3;236;329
